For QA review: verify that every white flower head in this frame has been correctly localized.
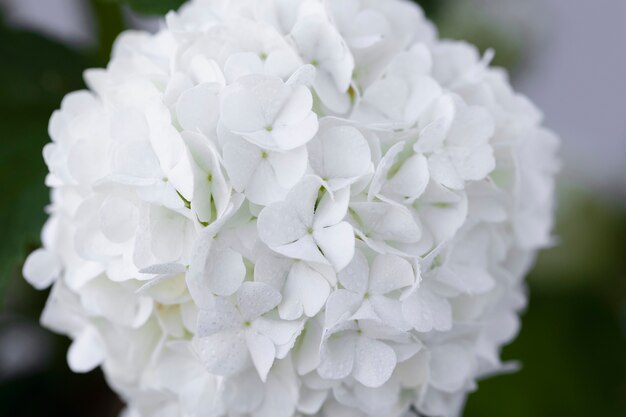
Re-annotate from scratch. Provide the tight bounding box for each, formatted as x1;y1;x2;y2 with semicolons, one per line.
24;0;559;415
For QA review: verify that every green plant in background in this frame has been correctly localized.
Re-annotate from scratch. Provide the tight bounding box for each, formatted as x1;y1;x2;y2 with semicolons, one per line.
423;0;524;70
0;22;87;302
96;0;187;16
0;1;624;416
465;189;626;416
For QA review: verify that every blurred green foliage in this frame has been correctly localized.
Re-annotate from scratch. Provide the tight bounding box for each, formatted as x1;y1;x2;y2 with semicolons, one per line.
0;2;624;417
466;190;626;416
0;21;87;303
124;0;187;15
97;0;186;16
417;0;447;19
423;0;523;70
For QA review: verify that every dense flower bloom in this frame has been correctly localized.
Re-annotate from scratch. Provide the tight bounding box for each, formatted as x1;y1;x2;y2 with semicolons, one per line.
23;1;559;416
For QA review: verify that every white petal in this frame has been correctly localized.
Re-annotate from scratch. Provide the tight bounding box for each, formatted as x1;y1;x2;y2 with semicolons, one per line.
146;103;195;200
368;255;415;295
223;369;265;414
254;317;304;347
280;262;331;319
187;233;216;310
324;289;364;328
267;146;308;189
254;250;293;290
135;181;182;210
448;144;496;182
402;287;452;333
350;202;421;243
189;56;225;85
295;318;324;375
309;124;372;183
197;298;243;337
254;372;298;417
149;206;185;263
194;330;250;376
110;108;149;143
313;222;355;271
224;52;265;83
313;187;350;229
429;344;473;392
221;76;318;151
437;265;495;295
383;154;430;202
23;249;61;290
353;337;397;388
448;105;495;147
272;108;318;150
417;182;468;244
369;141;405;199
245;330;276;382
220;83;265;133
238;282;282;321
337;249;369;294
387;47;433;79
287;176;322;225
79;277;153;328
245;159;289;206
163;72;194;108
272;115;319;154
111;141;161;182
176;83;220;136
139;262;186;276
285;63;317;87
67;327;104;373
350;298;380;323
257;202;308;248
313;70;351;114
223;136;263;193
297;386;329;415
99;196;138;243
273;235;328;265
404;76;441;123
358;77;409;124
370;295;411;332
416;95;455;153
67;140;107;184
206;246;246;296
318;332;357;380
353;379;401;416
428;152;464;190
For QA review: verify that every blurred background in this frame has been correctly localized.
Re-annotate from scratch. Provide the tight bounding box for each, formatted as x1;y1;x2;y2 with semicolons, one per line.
0;0;624;416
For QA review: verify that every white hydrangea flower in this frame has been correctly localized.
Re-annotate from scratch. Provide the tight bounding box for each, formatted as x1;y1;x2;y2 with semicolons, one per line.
325;249;415;330
194;282;303;381
23;0;559;416
220;74;318;152
257;177;356;271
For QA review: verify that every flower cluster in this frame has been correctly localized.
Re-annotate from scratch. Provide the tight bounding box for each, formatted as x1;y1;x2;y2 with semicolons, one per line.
23;0;559;416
